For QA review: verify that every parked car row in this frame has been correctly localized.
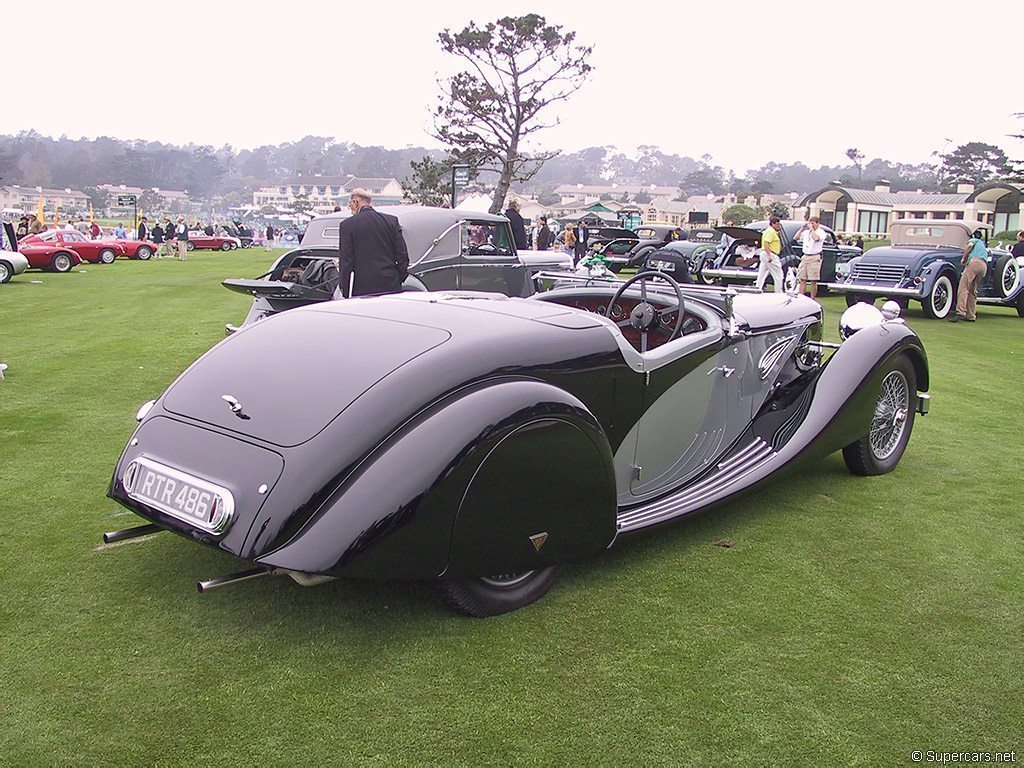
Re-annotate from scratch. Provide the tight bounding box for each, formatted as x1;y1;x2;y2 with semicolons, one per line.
0;222;250;281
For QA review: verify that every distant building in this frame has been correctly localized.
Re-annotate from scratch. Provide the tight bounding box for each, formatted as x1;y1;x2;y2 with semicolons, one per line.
640;193;797;228
0;184;89;215
795;180;1024;236
253;176;404;215
553;184;679;205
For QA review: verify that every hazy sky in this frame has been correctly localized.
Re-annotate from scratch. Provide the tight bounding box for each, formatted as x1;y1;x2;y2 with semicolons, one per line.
4;0;1020;175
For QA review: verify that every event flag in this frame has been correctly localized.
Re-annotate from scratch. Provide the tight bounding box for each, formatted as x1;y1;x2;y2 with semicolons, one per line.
37;193;44;224
89;202;95;223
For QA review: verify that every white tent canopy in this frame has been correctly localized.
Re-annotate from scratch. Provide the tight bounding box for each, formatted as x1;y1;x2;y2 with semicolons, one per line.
455;194;493;213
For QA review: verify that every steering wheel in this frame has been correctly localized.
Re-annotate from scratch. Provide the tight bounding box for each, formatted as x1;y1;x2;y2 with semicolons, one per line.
606;270;686;353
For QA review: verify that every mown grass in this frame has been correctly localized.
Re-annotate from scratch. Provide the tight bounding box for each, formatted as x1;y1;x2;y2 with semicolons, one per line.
1;254;1022;765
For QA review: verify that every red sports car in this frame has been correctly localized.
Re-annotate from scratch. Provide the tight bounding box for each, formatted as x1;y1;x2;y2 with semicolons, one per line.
107;238;158;260
29;230;128;264
186;230;241;251
16;233;86;272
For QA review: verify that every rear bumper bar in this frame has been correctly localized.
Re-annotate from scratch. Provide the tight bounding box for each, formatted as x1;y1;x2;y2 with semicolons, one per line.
821;282;922;297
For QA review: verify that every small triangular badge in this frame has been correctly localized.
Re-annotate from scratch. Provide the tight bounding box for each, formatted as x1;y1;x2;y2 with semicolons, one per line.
529;532;548;552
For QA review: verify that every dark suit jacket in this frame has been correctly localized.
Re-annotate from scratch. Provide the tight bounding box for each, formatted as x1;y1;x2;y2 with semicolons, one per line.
338;206;410;298
505;207;528;250
537;225;551;250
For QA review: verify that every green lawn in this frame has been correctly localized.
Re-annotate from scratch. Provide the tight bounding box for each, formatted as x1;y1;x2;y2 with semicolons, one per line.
1;255;1021;765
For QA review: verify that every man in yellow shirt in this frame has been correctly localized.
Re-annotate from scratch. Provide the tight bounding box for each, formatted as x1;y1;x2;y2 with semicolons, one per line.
755;216;784;291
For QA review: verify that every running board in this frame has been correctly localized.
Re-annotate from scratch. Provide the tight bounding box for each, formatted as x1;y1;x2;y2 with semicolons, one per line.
616;438;776;533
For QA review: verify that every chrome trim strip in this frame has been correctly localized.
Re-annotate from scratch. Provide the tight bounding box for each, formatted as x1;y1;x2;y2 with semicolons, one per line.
410;220;462;269
123;457;236;535
821;283;922;296
701;267;755;280
616;438;776;532
758;335;797;379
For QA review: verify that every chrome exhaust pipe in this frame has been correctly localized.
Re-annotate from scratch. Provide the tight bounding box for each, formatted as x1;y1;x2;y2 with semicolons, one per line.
197;566;274;593
102;523;163;544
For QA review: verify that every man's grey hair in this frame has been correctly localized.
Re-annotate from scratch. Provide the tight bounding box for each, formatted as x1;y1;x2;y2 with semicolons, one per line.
349;188;372;204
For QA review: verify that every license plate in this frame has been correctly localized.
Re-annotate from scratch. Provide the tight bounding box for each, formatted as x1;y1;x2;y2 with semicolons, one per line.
122;457;235;535
649;259;675;271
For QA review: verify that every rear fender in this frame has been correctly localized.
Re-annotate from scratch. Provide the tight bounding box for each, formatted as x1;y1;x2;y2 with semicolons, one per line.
259;379;616;579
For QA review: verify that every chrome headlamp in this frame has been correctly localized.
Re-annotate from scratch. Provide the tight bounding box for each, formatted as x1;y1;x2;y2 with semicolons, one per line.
839;302;886;340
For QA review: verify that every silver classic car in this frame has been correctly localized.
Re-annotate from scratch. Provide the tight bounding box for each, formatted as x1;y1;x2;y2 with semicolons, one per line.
223;206;571;331
0;222;29;283
825;220;1023;318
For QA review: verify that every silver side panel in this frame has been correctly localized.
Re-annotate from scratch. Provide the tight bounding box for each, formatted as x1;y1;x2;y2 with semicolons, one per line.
616;437;777;532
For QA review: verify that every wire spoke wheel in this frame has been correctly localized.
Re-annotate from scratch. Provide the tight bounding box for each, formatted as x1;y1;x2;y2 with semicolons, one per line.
843;355;917;476
869;370;909;461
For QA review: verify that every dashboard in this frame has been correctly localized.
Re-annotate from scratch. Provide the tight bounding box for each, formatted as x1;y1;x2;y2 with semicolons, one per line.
547;294;706;350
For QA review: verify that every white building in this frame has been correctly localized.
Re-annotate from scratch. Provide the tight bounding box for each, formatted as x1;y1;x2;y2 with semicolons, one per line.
0;185;89;214
253;176;405;215
796;180;1024;236
553;183;679;205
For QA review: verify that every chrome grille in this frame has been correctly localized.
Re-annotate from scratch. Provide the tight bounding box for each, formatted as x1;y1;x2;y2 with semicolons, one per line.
850;263;907;283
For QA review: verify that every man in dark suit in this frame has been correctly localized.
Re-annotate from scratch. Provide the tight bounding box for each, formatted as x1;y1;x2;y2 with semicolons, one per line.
504;199;528;251
337;189;409;298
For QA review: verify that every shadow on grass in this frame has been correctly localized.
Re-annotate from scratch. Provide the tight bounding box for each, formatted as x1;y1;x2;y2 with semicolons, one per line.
98;455;856;639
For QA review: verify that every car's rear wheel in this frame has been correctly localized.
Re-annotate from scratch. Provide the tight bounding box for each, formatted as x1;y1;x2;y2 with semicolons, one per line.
136;245;153;260
921;273;954;319
436;566;560;617
697;255;717;285
51;252;73;273
994;254;1020;299
98;248;116;264
220;241;231;251
186;241;195;251
843;355;916;476
0;260;11;283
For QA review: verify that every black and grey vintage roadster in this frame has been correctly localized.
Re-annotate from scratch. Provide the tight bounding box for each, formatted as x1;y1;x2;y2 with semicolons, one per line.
222;207;570;332
106;273;930;616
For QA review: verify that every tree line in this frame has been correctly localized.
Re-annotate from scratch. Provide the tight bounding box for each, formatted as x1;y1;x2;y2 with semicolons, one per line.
0;130;1016;212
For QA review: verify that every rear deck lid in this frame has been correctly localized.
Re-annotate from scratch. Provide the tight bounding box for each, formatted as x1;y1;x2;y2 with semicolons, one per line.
163;308;450;447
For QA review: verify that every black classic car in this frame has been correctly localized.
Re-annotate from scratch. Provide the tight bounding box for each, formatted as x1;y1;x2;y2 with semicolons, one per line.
825;220;1024;318
645;238;720;280
106;272;930;616
592;224;683;272
223;206;570;331
699;220;860;291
